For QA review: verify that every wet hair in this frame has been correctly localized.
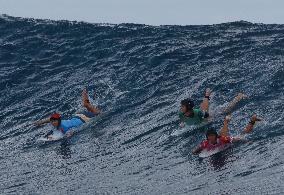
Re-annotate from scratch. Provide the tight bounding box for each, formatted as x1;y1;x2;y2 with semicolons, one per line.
206;128;218;139
181;98;194;112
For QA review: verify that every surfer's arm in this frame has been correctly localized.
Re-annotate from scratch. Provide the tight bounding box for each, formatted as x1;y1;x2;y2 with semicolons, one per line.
179;112;185;128
192;146;203;155
199;110;209;119
34;118;50;126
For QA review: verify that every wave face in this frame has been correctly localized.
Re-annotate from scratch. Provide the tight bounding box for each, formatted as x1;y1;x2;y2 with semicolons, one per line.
0;15;284;194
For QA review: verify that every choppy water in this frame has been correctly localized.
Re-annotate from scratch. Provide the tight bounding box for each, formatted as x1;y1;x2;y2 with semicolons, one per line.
0;15;284;195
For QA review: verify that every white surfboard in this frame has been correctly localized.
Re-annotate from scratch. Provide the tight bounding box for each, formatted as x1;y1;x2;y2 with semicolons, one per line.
198;144;231;158
38;130;64;142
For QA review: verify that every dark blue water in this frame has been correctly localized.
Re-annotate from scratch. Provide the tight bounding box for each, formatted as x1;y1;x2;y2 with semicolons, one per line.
0;15;284;195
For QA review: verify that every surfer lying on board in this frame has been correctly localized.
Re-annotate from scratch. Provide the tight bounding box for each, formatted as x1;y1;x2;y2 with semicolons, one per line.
192;114;261;155
34;89;101;140
179;88;246;127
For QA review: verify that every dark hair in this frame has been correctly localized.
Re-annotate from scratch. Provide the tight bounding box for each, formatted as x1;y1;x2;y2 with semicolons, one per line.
181;98;194;112
55;118;62;129
206;128;218;139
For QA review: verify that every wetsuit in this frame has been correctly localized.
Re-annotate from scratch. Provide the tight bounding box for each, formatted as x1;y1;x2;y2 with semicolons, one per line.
57;111;97;134
199;136;232;151
179;108;207;126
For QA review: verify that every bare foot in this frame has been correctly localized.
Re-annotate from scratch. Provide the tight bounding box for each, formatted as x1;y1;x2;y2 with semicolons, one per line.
251;114;262;122
205;88;211;97
225;114;232;122
236;93;247;101
82;88;90;106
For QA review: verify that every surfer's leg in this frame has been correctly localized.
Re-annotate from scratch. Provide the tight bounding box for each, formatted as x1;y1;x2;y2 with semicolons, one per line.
242;114;262;134
82;88;101;115
220;115;231;136
223;93;247;114
231;115;262;142
200;88;211;112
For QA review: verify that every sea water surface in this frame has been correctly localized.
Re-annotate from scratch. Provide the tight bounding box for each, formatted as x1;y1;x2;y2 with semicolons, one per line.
0;15;284;195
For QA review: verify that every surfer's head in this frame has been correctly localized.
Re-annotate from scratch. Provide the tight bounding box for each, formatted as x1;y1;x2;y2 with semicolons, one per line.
206;128;218;143
180;98;194;113
50;113;61;127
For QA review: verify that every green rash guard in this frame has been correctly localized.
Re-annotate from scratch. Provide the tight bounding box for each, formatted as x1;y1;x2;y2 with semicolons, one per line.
179;108;204;126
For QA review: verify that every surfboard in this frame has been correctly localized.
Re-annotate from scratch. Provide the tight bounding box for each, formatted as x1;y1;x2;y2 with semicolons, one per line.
37;130;64;142
198;144;231;158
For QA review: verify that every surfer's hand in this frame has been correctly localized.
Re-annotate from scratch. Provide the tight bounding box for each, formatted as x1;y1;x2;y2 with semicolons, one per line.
179;122;185;128
65;131;74;138
34;121;42;127
225;115;232;122
251;114;262;122
192;149;199;155
236;93;247;101
192;147;202;155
